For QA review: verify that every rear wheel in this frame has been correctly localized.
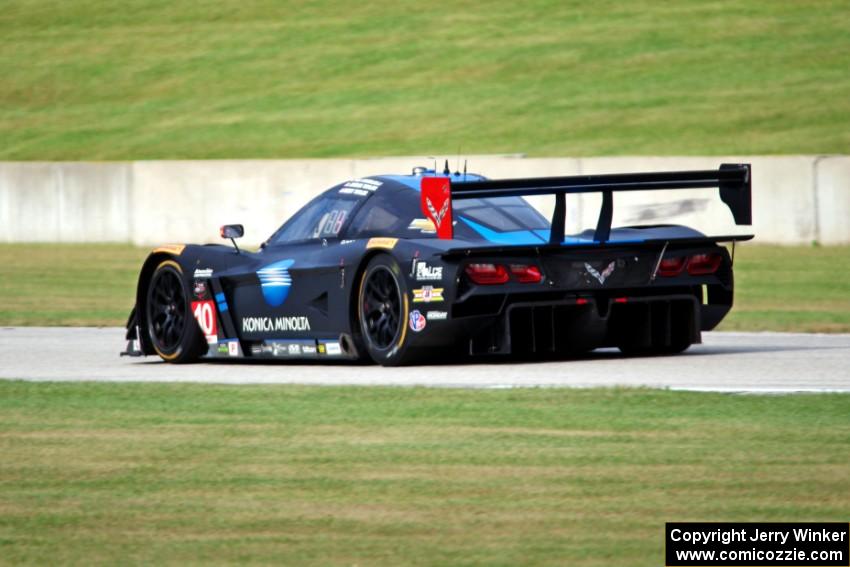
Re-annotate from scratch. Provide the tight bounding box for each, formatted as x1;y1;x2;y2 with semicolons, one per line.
357;254;418;366
146;260;206;363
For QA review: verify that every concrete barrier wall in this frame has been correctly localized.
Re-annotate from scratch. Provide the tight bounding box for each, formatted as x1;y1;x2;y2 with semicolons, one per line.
1;155;848;247
0;162;132;243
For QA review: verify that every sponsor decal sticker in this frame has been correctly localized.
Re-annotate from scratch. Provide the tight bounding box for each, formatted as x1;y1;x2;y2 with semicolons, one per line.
153;244;185;256
584;261;616;285
242;316;311;333
193;268;213;278
341;178;382;192
217;339;240;357
323;341;342;356
340;239;357;245
412;286;444;303
257;259;294;307
191;300;218;344
408;310;426;332
259;343;274;355
415;261;443;281
254;340;318;357
366;237;398;250
407;218;436;234
426;310;448;321
318;344;326;354
193;280;208;299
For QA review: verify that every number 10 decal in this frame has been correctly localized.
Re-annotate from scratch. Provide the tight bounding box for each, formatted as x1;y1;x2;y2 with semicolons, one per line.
191;300;218;344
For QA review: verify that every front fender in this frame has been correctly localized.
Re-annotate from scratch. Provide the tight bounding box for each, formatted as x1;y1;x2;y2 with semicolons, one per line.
126;243;248;354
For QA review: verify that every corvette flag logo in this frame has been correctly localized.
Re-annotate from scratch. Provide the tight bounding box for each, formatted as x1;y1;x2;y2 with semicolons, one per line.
585;261;616;285
421;177;453;239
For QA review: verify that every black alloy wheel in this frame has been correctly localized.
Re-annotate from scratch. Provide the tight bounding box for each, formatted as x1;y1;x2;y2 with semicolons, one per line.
357;254;417;366
361;266;402;349
146;260;205;363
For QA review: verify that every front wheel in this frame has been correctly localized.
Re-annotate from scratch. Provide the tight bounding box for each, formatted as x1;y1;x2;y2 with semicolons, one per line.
357;254;419;366
145;259;206;363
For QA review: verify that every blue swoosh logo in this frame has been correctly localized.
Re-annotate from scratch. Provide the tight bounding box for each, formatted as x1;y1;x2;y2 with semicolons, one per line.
257;259;294;307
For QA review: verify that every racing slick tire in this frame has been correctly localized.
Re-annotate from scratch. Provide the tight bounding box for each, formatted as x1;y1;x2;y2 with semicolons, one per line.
145;259;207;364
357;254;420;366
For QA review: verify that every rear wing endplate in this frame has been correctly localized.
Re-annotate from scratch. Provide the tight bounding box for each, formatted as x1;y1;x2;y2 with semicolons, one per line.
421;163;751;244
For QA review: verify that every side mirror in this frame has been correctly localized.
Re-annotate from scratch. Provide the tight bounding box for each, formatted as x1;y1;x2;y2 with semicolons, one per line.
220;224;244;239
220;224;244;254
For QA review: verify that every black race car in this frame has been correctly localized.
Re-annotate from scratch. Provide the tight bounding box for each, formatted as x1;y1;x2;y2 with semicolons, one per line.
123;163;752;366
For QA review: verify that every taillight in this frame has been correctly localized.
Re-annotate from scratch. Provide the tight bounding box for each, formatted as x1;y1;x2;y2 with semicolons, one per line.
687;253;722;275
658;256;686;277
509;264;542;283
465;263;509;285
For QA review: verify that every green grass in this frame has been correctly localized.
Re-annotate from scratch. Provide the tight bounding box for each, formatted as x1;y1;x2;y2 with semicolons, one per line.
0;244;148;326
1;0;849;160
720;244;850;333
0;383;848;565
1;243;849;331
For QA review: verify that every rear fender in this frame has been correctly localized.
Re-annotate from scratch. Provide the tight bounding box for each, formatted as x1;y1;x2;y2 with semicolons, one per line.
347;248;398;355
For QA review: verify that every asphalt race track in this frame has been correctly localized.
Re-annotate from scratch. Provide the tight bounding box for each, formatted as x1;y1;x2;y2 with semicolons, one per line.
1;327;848;393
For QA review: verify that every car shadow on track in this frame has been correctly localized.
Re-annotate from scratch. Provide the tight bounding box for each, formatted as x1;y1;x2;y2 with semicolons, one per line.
414;342;848;366
127;342;846;367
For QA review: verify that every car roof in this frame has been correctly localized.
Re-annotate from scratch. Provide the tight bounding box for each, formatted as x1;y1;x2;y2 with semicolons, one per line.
325;169;488;200
375;169;488;191
318;170;563;246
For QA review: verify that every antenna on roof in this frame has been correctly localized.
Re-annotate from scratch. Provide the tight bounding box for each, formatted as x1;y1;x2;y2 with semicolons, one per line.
463;159;467;180
443;160;450;175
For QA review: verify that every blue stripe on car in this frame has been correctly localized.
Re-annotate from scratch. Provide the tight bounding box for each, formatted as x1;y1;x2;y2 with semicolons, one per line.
460;217;548;245
215;292;229;313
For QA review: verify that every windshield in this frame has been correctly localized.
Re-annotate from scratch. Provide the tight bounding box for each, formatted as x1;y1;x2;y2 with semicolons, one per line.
266;194;359;245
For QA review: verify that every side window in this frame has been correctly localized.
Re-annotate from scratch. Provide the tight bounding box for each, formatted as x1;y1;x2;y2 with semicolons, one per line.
455;199;522;231
347;194;436;239
347;200;402;236
345;193;549;240
269;196;358;245
454;197;549;231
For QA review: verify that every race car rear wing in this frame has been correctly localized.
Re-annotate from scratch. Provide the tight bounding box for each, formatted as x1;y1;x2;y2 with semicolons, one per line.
420;163;751;244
